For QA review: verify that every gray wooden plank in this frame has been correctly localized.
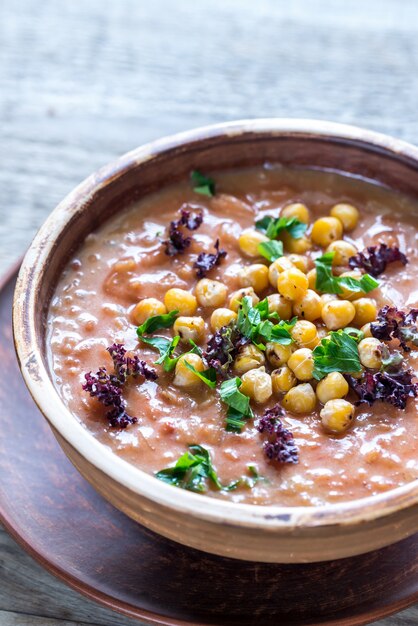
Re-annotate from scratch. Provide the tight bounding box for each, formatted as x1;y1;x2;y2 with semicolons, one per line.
0;610;94;626
1;0;418;624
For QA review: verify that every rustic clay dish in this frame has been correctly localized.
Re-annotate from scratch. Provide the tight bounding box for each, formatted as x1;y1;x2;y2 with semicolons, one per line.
13;119;418;564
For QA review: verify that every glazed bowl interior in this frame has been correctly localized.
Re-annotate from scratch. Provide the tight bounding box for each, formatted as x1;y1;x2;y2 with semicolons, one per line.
13;119;418;562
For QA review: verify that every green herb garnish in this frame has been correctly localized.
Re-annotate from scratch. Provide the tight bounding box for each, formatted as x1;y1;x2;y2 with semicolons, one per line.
155;444;238;492
342;327;364;343
313;330;362;380
255;215;307;240
315;252;379;294
184;361;217;388
138;335;180;372
257;240;284;262
190;170;215;197
137;310;178;336
219;377;253;432
236;296;294;348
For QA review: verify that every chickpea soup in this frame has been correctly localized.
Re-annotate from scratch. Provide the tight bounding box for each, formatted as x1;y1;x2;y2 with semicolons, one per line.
47;166;418;506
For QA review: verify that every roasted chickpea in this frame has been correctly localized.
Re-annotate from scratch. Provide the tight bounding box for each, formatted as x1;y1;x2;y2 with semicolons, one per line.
320;399;355;434
326;240;358;266
281;202;310;224
316;372;349;404
283;383;316;414
234;344;265;374
238;229;269;258
268;256;295;288
320;293;339;305
291;320;320;349
293;289;322;322
266;293;293;320
307;268;317;290
288;348;314;381
195;278;228;308
271;366;297;394
330;203;359;232
361;322;372;338
229;287;260;312
281;231;312;254
311;217;343;247
287;254;310;273
265;342;293;368
210;308;237;332
173;316;205;343
358;337;383;369
352;298;377;327
321;299;355;330
277;268;309;301
173;353;205;388
132;298;166;325
240;367;273;403
164;288;197;316
238;263;269;294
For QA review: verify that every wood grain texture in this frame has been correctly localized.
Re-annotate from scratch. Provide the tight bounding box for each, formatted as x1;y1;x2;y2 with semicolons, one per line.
2;0;418;623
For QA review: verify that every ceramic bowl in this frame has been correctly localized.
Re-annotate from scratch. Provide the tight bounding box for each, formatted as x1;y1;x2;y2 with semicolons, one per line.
13;119;418;563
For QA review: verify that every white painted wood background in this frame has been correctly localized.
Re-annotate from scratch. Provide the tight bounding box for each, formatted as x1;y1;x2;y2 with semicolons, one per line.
1;0;418;623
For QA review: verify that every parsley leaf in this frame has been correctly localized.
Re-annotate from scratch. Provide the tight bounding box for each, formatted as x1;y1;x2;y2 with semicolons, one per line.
236;296;294;347
257;240;283;262
190;170;215;197
315;252;379;294
313;330;362;380
155;444;238;492
139;335;181;371
136;310;178;336
219;377;253;431
342;327;364;343
183;361;217;388
255;215;307;240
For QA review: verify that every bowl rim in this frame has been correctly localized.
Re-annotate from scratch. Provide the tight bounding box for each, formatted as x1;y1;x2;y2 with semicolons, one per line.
13;118;418;531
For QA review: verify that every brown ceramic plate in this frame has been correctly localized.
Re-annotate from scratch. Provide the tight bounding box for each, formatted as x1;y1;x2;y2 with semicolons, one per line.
2;264;418;624
12;120;418;563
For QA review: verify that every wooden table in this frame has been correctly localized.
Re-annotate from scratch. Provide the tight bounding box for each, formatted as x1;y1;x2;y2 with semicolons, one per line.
1;0;418;623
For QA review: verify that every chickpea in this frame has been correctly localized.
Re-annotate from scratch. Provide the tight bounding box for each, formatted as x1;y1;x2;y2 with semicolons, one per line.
210;308;237;332
293;289;322;322
195;278;228;308
321;293;339;305
287;254;311;273
338;270;366;301
173;353;205;388
361;322;372;338
234;344;265;374
238;263;269;294
311;217;343;247
240;367;273;403
291;320;320;349
164;288;197;316
132;298;166;325
277;268;309;301
238;228;269;258
316;372;349;404
307;268;317;290
173;316;206;343
229;287;260;312
322;299;355;330
268;256;295;287
283;383;316;414
266;293;293;320
281;202;310;224
271;366;297;394
320;399;355;434
358;337;383;369
287;348;314;381
326;240;358;266
281;231;312;254
330;203;359;232
265;342;293;368
352;298;377;327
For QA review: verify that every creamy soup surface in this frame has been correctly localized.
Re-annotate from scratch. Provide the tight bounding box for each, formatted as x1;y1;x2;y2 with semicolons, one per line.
47;166;418;506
